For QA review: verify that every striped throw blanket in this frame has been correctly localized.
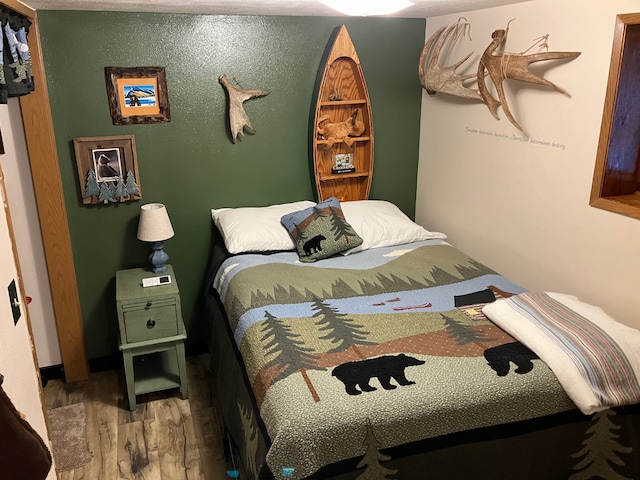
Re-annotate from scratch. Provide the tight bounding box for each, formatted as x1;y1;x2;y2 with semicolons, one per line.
483;292;640;414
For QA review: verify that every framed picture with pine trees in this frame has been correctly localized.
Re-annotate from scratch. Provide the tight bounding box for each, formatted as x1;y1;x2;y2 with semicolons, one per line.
73;135;142;205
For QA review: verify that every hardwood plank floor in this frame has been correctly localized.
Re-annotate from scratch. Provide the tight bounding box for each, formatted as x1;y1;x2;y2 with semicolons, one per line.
43;355;228;480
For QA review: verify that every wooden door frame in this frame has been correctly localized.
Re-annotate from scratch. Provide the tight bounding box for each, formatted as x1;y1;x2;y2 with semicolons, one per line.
4;0;88;382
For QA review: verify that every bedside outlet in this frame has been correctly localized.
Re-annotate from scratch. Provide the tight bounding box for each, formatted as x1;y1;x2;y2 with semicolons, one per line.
7;279;21;325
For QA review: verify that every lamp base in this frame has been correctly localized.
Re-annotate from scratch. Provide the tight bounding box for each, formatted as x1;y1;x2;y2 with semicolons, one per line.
148;241;169;273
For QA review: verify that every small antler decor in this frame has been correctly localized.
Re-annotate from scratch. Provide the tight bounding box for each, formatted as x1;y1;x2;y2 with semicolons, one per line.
219;75;270;143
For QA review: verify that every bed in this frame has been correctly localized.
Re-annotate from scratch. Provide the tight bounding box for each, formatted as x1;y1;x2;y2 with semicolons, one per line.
203;198;640;479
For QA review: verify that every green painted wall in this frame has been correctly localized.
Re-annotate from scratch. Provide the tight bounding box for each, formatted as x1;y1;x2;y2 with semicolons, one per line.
38;11;426;360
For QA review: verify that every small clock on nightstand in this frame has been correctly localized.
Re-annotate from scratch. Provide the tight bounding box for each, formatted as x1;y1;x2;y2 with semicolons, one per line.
115;264;189;410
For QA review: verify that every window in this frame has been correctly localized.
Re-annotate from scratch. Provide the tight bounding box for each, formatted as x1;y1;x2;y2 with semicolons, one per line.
591;13;640;220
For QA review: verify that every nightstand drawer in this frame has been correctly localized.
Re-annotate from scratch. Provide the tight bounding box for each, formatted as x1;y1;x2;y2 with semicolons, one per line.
122;299;178;343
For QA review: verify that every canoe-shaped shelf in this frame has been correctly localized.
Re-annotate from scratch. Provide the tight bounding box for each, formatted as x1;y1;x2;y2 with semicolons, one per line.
312;25;374;202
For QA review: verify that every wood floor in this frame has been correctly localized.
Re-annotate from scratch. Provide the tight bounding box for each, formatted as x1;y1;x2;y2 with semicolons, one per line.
43;354;230;480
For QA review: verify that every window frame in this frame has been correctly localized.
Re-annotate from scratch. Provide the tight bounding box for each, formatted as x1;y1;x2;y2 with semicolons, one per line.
590;13;640;220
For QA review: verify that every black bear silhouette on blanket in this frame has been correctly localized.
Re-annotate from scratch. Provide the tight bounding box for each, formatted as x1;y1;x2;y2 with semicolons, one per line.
484;341;539;376
332;354;425;395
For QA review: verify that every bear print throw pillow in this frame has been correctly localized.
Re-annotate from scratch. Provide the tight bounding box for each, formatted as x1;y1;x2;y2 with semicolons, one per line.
281;197;363;262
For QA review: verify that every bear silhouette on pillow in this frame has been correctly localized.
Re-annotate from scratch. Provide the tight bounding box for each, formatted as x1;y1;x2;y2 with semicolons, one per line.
303;234;326;256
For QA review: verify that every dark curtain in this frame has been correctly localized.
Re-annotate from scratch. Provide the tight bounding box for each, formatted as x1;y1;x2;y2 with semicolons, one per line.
0;8;34;103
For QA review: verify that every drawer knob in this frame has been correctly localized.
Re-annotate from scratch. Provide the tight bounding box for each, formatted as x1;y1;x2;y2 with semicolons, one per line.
146;319;156;329
146;301;152;308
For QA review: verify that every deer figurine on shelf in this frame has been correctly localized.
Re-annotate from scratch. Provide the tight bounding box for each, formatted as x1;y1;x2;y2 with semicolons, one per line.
317;109;365;149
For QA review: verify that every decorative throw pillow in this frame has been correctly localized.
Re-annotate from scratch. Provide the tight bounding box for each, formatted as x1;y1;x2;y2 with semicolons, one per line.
281;197;363;262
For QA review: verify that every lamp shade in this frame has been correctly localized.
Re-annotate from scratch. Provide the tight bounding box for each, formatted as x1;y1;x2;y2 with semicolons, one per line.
137;203;175;242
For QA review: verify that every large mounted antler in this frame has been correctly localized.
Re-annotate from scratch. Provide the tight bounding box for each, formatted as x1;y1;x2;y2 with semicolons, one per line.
477;24;581;131
418;20;484;103
418;19;581;132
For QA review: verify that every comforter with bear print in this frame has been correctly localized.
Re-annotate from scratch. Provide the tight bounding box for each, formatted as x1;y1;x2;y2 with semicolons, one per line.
212;239;587;479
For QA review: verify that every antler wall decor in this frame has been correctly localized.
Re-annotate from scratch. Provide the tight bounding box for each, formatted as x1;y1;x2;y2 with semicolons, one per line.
219;74;270;143
418;19;581;131
418;19;483;102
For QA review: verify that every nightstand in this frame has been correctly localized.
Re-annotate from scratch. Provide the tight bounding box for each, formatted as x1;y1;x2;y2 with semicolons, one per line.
116;264;189;410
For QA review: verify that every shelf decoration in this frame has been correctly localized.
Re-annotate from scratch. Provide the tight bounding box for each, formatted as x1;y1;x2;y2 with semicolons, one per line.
332;153;355;174
105;66;171;125
317;110;365;149
73;135;141;205
219;74;270;143
419;18;581;131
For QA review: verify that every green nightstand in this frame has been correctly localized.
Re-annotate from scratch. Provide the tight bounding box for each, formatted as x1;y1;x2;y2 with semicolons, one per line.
115;264;188;410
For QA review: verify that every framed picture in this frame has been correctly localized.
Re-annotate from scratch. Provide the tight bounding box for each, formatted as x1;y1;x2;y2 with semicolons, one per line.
332;153;355;173
105;66;171;125
73;135;142;204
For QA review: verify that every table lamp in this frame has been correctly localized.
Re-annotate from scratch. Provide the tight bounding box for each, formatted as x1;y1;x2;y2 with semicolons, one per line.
137;203;175;273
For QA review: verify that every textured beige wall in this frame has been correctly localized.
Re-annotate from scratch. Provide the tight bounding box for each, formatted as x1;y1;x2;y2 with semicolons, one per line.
417;0;640;329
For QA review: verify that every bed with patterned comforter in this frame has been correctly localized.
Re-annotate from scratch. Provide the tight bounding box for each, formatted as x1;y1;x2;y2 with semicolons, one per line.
205;237;640;479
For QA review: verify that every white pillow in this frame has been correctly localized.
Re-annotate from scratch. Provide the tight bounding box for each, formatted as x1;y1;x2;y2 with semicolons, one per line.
340;200;446;252
211;200;316;254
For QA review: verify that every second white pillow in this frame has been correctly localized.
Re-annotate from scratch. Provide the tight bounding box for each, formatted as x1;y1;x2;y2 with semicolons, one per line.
340;200;446;253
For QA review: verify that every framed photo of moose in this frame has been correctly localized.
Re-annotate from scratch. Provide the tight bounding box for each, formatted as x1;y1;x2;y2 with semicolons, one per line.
105;66;171;125
73;135;142;205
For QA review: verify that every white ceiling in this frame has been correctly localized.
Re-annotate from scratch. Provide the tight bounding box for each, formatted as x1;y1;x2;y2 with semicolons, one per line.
21;0;530;17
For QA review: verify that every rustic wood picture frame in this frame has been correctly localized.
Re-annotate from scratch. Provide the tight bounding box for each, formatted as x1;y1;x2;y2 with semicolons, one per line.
105;66;171;125
73;135;142;204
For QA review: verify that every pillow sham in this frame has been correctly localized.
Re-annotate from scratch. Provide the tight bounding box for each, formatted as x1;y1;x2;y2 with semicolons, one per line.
340;200;446;253
281;197;363;262
211;200;315;254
